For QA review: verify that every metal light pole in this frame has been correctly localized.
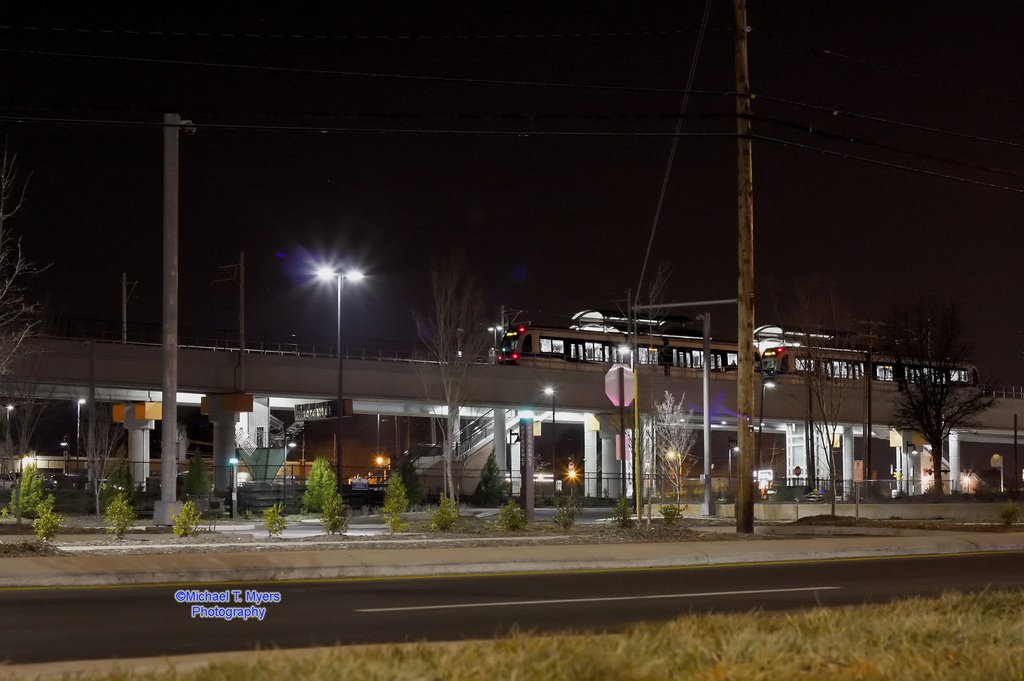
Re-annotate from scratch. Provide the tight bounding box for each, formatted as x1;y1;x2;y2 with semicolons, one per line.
317;267;364;496
76;398;86;473
544;386;555;498
756;378;774;472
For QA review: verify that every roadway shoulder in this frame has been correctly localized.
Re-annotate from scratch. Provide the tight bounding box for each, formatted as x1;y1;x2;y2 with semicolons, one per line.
2;533;1024;587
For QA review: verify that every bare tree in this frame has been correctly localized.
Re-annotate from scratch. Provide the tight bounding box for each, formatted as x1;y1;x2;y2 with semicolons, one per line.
790;289;855;515
414;259;492;501
0;146;42;376
887;302;994;494
84;403;126;515
653;391;699;503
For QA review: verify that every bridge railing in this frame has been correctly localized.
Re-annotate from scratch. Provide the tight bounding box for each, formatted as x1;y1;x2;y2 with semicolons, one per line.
981;385;1024;400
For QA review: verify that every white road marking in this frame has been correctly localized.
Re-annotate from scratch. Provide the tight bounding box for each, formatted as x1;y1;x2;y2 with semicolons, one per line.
355;585;842;613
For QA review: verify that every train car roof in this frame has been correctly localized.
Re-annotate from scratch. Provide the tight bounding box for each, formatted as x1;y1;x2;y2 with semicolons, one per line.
571;309;694;334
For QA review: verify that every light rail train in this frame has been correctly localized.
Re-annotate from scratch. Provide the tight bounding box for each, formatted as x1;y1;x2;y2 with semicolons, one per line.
497;311;979;385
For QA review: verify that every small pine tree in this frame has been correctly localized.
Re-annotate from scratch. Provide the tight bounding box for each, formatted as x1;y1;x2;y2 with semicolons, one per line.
33;497;63;542
302;457;337;513
474;452;505;506
10;464;46;519
612;496;633;529
382;473;409;533
100;457;133;511
263;503;287;537
321;490;348;535
553;495;582;529
496;500;527;532
172;500;202;537
183;455;212;497
429;496;459;532
398;460;426;507
105;493;136;539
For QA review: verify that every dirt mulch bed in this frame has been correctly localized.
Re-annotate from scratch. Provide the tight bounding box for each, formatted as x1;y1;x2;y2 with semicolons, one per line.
791;514;1021;532
0;541;64;557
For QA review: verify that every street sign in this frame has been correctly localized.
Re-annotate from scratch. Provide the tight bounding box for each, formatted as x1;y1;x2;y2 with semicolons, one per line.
605;364;635;407
294;399;353;422
991;453;1003;469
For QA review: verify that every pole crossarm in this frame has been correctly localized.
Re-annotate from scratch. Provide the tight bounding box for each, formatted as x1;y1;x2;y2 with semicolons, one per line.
633;299;738;312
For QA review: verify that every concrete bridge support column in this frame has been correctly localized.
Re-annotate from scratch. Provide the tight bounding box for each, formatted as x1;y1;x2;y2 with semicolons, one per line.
948;430;961;492
600;435;619;498
785;423;808;485
493;407;507;475
584;414;599;497
202;393;254;495
211;411;239;495
842;427;855;499
123;409;154;491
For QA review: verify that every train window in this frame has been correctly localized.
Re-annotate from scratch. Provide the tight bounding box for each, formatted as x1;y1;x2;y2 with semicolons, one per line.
951;368;968;383
522;335;533;353
584;342;604;362
540;338;565;354
796;358;813;372
689;350;704;368
875;364;893;381
727;353;738;368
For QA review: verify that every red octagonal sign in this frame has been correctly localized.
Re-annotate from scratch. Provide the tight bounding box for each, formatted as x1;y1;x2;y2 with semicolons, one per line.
605;364;635;407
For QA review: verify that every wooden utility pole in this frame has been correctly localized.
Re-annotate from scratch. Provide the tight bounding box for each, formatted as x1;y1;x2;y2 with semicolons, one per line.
156;112;181;525
734;0;756;534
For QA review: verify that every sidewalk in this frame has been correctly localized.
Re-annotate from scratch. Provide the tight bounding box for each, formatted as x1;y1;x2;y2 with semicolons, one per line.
3;531;1023;588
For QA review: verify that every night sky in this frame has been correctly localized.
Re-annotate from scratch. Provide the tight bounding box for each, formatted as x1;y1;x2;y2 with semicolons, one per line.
2;4;1022;382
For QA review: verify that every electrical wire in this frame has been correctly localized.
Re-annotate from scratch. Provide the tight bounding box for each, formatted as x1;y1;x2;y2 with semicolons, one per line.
5;46;1020;154
753;93;1024;150
0;113;737;137
634;0;714;305
0;47;729;98
0;24;723;40
753;134;1024;195
1;114;1021;194
755;114;1024;182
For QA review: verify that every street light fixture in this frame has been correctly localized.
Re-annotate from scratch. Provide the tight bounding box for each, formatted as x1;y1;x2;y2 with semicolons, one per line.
316;265;364;497
665;451;681;503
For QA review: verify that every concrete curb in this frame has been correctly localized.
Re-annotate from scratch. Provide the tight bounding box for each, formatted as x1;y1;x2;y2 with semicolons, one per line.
3;534;1024;588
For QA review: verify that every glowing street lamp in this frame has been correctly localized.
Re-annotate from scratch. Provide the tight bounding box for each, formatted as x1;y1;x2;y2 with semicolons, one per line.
316;265;364;496
566;461;577;497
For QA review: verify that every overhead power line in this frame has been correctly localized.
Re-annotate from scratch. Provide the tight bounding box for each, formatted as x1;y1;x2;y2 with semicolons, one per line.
756;114;1024;182
1;113;1021;195
4;46;1020;153
0;113;737;138
753;135;1024;195
0;24;726;40
753;93;1024;150
0;47;728;98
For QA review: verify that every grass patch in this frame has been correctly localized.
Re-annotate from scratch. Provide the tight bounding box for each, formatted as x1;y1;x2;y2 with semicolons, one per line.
44;591;1024;680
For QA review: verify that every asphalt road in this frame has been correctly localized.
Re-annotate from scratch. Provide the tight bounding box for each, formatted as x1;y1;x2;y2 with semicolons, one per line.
2;552;1022;664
